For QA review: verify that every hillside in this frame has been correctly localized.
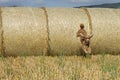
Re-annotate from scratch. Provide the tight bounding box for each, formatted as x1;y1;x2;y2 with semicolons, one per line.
75;2;120;8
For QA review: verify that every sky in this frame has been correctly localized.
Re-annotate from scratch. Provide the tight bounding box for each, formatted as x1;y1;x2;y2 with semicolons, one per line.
0;0;120;7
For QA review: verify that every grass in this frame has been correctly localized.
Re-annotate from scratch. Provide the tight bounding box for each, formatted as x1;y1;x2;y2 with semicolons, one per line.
100;52;119;80
0;54;120;80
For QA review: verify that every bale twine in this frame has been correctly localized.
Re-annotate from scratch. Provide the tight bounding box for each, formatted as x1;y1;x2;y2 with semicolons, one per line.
0;8;6;56
82;7;92;35
1;7;47;56
0;7;2;56
41;7;50;56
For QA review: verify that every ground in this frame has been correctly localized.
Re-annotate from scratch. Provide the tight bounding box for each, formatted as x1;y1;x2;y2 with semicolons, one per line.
0;54;120;80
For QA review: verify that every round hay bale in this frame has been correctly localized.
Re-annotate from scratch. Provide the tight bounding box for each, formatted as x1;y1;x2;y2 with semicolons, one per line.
46;8;89;55
1;7;47;56
0;7;119;56
87;8;120;54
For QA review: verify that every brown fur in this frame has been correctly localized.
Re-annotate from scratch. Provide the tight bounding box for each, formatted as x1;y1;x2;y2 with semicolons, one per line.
77;24;93;57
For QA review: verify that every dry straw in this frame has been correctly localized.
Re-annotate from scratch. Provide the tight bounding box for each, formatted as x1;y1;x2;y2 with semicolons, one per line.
46;8;89;55
87;8;120;54
1;7;47;56
0;7;120;56
0;7;6;56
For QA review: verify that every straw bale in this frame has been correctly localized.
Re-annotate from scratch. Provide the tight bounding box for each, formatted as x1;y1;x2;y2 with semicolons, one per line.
87;8;120;54
0;7;120;56
46;8;89;55
1;7;47;56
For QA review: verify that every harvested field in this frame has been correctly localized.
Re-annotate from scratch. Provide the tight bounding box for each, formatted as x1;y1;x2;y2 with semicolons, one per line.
0;55;120;80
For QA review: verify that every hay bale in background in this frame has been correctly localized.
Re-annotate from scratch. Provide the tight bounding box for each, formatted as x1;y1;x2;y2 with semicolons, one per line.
0;7;119;56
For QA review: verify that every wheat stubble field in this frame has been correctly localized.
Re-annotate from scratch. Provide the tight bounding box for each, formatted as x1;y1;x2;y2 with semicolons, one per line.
0;54;120;80
0;7;120;80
